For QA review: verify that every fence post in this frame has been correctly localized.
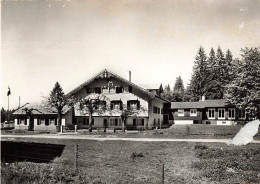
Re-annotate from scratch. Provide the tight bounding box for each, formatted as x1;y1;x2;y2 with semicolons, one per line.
75;145;78;171
162;163;164;184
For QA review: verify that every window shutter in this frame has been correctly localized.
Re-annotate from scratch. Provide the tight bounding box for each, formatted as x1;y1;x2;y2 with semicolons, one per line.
129;86;132;93
120;101;123;110
137;101;140;110
127;101;130;110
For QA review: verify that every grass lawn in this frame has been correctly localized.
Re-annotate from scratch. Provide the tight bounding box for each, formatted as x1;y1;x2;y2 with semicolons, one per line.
1;138;260;184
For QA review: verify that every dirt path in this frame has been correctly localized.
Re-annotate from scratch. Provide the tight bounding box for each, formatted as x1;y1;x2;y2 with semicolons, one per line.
1;134;260;144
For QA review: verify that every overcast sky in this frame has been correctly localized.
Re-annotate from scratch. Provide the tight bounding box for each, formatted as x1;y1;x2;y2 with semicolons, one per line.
1;0;260;109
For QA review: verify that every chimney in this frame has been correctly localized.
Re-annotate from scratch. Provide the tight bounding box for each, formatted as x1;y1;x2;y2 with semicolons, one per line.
128;71;131;82
201;96;205;101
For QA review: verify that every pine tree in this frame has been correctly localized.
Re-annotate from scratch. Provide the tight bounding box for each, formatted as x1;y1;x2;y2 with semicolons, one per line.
209;46;226;99
44;82;73;132
225;47;260;119
173;76;184;93
206;47;219;99
189;47;211;101
224;49;233;83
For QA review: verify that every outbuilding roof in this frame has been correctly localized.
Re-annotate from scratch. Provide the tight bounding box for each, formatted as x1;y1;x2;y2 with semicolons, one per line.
171;99;230;109
13;104;71;115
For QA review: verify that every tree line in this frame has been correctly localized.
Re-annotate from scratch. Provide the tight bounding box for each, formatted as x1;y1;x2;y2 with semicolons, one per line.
1;108;15;123
160;46;260;119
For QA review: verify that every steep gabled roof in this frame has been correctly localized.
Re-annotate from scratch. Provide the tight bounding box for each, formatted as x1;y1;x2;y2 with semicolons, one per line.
67;69;155;98
171;99;230;109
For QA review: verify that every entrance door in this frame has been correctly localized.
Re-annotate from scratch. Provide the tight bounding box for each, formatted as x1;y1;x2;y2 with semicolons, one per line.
104;119;108;128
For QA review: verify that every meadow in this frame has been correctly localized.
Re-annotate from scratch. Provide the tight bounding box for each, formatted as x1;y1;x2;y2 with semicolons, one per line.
1;137;260;184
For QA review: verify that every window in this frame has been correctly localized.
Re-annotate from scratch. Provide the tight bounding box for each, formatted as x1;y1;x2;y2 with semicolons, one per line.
24;119;27;125
37;118;45;125
238;109;246;119
110;119;121;126
110;119;115;126
95;87;101;94
50;118;57;125
20;119;25;125
132;119;144;126
116;86;123;93
45;118;50;126
190;109;197;116
208;109;215;119
158;108;161;114
130;102;137;110
111;101;122;110
178;109;184;116
153;107;157;113
102;86;109;93
128;100;140;110
218;108;225;119
86;88;94;94
129;86;132;93
228;108;235;119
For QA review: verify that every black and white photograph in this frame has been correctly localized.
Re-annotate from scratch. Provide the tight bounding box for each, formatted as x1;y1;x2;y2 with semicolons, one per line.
1;0;260;183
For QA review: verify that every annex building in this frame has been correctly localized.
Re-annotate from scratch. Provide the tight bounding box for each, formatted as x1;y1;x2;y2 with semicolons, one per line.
13;69;250;131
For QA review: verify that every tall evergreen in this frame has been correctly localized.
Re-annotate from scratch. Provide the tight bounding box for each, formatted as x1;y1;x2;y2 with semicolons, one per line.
189;47;211;101
224;49;233;83
206;48;218;99
210;46;226;99
173;76;184;93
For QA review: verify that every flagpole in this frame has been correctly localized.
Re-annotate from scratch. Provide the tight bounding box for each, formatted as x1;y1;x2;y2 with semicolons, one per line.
8;95;9;123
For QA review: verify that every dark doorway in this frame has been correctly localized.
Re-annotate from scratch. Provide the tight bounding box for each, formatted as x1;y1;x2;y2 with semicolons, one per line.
104;119;108;128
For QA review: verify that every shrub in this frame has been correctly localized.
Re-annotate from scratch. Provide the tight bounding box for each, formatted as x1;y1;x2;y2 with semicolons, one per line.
194;144;208;150
131;152;144;159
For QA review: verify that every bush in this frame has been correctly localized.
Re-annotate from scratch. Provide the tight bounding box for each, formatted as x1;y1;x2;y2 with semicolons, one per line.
131;152;144;159
194;144;208;150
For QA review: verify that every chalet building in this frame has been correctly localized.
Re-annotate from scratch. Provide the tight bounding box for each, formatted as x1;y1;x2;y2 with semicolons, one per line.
171;99;247;125
13;69;170;131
